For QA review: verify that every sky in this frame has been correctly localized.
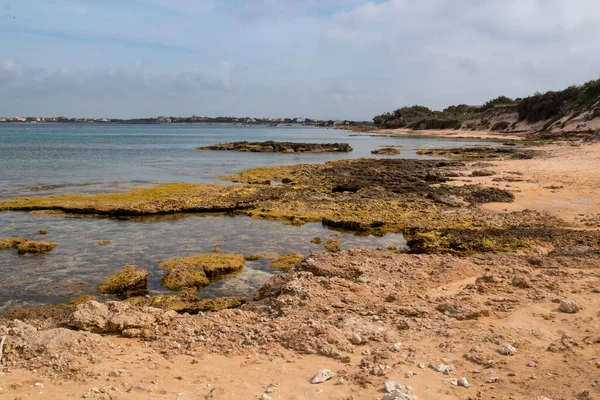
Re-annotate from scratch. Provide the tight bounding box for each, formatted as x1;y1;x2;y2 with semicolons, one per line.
1;0;599;120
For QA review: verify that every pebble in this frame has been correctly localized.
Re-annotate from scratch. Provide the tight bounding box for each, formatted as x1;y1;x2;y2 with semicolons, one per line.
389;343;402;352
311;369;335;384
384;381;397;393
260;394;273;400
417;362;425;369
498;343;517;356
434;364;454;374
109;369;124;377
487;377;499;383
405;371;414;378
457;377;469;388
592;287;600;293
536;397;553;400
527;361;538;367
558;299;582;314
351;333;363;345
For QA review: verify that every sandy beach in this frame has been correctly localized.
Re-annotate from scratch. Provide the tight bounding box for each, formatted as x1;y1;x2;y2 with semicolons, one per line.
1;137;600;400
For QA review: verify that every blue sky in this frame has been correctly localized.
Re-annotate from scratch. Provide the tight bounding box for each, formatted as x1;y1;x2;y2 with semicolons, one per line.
1;0;599;119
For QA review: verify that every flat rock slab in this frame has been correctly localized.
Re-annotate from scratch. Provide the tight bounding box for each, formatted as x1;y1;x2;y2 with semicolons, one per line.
198;141;353;153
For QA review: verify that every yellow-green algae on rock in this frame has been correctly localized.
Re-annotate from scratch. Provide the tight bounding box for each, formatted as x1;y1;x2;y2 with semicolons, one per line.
0;237;28;250
160;265;210;291
2;238;57;254
269;253;305;270
159;253;245;291
324;239;341;253
98;265;150;297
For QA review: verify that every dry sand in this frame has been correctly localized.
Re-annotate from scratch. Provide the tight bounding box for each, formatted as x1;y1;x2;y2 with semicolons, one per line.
370;128;525;141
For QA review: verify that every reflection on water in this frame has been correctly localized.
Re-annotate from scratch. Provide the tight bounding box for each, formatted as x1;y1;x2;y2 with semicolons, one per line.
0;211;405;312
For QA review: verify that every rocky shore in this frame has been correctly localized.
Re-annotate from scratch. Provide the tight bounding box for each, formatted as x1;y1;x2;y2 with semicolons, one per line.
198;140;353;153
1;139;600;399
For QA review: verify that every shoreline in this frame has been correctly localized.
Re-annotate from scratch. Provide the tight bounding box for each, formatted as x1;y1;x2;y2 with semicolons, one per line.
1;139;600;399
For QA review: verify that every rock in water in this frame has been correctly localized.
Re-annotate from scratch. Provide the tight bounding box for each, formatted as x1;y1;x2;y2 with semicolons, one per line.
198;141;353;154
98;265;150;298
311;369;335;384
498;343;517;356
558;299;582;313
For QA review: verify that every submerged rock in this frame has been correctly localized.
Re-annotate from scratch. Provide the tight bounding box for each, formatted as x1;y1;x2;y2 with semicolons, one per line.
198;141;353;154
371;147;401;155
269;253;305;270
98;265;150;298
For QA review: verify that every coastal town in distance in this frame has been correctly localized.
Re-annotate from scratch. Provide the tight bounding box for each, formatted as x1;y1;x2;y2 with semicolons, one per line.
0;115;371;126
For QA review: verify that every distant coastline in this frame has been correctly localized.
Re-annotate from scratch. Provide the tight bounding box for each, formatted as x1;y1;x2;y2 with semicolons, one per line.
0;116;373;128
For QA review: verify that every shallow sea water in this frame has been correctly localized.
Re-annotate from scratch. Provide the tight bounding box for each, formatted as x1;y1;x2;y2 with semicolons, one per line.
0;124;495;311
0;211;406;312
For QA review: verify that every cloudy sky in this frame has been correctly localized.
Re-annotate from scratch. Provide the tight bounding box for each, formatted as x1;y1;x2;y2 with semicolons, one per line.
1;0;599;119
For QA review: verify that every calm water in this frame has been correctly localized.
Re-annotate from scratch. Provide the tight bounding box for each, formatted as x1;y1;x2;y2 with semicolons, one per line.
0;124;493;311
0;124;491;199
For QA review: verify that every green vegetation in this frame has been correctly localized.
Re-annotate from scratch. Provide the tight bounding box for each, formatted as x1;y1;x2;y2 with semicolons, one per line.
518;79;600;128
373;79;600;131
491;121;510;131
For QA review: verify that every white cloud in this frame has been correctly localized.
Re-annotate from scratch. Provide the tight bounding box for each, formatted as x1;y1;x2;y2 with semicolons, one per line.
3;0;600;119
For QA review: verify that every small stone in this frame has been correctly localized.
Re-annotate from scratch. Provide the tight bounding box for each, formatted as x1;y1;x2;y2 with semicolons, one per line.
558;299;582;314
498;343;517;356
405;371;414;378
457;377;469;388
527;361;538;367
311;369;335;384
389;343;402;352
384;381;397;393
350;333;363;345
417;362;425;369
260;394;272;400
536;397;553;400
487;377;499;383
109;370;122;377
435;364;454;374
592;287;600;293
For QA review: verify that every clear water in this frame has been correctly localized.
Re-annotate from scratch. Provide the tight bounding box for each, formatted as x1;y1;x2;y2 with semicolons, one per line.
0;124;491;199
0;124;493;312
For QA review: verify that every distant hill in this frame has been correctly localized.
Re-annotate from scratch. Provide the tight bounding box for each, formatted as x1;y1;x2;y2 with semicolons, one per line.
373;79;600;137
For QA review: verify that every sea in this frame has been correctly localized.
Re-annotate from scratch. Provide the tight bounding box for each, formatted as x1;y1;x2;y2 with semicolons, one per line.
0;124;492;311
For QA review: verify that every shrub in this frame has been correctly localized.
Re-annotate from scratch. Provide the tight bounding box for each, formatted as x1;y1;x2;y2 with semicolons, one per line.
491;121;510;131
